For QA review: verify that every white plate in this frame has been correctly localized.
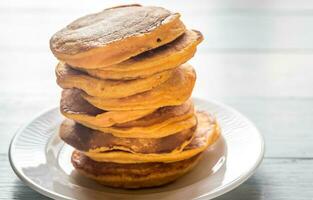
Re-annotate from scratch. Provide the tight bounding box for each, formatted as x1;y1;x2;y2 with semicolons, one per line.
9;98;264;200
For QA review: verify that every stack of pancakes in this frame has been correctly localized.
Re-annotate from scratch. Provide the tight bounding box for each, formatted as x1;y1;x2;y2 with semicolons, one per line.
50;4;221;189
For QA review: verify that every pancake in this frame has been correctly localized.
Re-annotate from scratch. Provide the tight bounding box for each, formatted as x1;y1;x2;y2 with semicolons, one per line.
56;62;172;98
59;119;195;154
92;115;197;139
72;151;202;189
79;30;203;80
81;100;196;138
84;111;220;163
60;89;155;128
116;100;193;127
82;64;196;110
50;4;185;69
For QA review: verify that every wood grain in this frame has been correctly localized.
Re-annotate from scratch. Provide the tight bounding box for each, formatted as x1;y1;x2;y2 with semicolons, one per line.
215;158;313;200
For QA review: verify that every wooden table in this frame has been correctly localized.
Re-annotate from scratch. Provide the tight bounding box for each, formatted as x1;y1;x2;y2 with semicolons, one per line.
1;0;312;199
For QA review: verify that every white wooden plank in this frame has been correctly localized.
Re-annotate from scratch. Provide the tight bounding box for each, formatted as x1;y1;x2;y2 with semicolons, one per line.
0;97;58;154
3;0;313;12
215;158;313;200
223;98;313;158
2;12;313;50
192;53;313;98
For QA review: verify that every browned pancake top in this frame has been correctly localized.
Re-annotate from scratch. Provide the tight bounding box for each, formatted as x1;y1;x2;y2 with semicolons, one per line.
56;62;82;77
50;4;175;55
59;119;195;154
129;29;203;63
61;89;103;116
72;150;200;177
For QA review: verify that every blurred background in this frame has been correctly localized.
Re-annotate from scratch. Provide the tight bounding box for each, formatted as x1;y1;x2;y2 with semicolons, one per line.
1;0;313;199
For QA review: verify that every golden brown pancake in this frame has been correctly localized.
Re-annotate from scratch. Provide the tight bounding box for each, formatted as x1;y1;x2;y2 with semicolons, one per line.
50;4;185;69
81;100;196;138
59;119;195;154
82;64;196;110
56;62;172;98
60;89;155;128
93;115;197;139
116;100;193;128
84;111;220;163
72;151;202;189
79;30;203;80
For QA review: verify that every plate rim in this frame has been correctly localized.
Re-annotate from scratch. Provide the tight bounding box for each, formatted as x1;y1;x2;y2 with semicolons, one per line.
8;106;72;200
8;98;265;200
